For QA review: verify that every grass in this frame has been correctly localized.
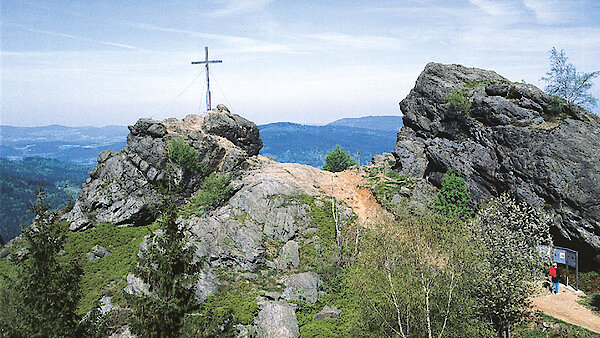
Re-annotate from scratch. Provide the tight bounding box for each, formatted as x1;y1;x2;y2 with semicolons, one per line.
62;222;159;315
0;221;159;316
515;312;600;337
361;164;414;212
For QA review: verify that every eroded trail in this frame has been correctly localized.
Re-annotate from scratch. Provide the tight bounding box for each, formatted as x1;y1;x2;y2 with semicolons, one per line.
318;169;394;228
531;286;600;333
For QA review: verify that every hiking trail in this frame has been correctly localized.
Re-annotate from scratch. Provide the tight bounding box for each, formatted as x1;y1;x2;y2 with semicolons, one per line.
531;284;600;333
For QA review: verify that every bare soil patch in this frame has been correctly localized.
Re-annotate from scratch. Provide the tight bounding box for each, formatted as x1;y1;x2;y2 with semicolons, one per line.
531;285;600;333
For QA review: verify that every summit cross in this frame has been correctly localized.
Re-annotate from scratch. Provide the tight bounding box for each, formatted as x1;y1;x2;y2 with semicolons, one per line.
191;46;222;111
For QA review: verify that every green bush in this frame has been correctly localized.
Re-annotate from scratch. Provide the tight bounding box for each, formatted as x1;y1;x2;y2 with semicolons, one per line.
590;293;600;310
323;145;357;172
445;89;472;113
180;173;233;217
180;284;258;337
542;96;569;121
169;139;200;172
432;169;474;222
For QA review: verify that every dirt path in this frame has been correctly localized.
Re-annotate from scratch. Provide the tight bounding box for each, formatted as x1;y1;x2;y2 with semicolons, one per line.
531;285;600;333
318;169;394;228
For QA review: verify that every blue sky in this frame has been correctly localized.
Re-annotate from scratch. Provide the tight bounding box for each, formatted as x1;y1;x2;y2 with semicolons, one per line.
1;0;599;127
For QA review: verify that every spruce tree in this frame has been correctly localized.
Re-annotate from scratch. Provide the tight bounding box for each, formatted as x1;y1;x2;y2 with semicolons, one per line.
13;189;83;337
127;200;199;337
432;169;474;222
323;145;357;172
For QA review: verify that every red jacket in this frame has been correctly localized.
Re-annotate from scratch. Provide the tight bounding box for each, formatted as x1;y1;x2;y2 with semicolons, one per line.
549;266;557;277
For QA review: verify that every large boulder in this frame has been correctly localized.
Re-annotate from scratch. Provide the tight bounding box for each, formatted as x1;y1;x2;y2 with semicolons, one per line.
281;272;321;304
393;62;600;266
278;240;300;269
65;107;262;231
255;300;299;338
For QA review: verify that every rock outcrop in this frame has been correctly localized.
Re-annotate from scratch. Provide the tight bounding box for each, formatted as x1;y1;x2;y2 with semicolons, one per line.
393;62;600;265
66;107;262;231
281;272;321;304
255;300;300;338
313;305;342;320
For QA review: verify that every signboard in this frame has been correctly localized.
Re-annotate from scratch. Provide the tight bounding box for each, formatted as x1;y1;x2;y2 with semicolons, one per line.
552;246;579;290
553;249;566;264
566;250;577;268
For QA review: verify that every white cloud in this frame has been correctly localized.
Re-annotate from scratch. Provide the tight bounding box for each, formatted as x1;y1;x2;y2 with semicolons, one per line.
468;0;517;16
522;0;571;24
7;24;139;50
205;0;275;17
124;22;301;54
305;32;403;50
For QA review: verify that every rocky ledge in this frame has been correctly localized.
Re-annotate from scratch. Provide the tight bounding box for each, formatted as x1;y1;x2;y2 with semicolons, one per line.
393;62;600;265
65;105;262;231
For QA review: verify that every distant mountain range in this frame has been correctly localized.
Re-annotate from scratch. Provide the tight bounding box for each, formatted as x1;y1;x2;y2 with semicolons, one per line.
0;125;128;165
0;116;403;166
259;116;403;167
327;115;404;132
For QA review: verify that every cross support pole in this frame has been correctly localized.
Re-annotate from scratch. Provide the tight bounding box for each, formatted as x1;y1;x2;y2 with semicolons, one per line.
191;46;222;111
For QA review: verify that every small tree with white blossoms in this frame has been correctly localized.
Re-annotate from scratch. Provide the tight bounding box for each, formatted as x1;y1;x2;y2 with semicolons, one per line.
470;193;552;337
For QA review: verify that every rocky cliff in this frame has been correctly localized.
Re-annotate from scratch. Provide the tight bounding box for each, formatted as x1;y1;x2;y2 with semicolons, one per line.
66;105;261;231
63;105;361;337
393;62;600;265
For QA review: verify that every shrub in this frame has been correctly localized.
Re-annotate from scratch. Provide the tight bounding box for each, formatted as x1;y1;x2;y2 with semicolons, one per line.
590;293;600;310
542;96;569;121
432;169;474;222
63;222;155;315
323;145;357;172
169;139;200;172
180;284;258;337
445;89;472;113
180;173;233;217
470;193;552;335
507;85;522;99
196;173;233;209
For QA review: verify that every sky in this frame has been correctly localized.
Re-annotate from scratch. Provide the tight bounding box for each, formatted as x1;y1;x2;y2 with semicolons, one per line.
1;0;599;127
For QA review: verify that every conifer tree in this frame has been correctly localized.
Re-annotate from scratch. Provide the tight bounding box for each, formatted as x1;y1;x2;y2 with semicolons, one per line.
323;145;357;172
432;169;474;222
12;189;83;337
127;201;199;337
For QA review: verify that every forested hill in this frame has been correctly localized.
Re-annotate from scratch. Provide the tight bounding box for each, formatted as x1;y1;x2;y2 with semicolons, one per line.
0;117;402;168
258;116;402;167
0;157;91;242
0;124;128;165
326;115;403;131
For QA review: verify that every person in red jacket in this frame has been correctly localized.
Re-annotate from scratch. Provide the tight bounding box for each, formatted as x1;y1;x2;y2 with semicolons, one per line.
549;262;559;294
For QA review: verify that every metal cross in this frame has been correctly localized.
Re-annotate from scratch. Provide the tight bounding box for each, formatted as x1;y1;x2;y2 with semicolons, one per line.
191;46;222;111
